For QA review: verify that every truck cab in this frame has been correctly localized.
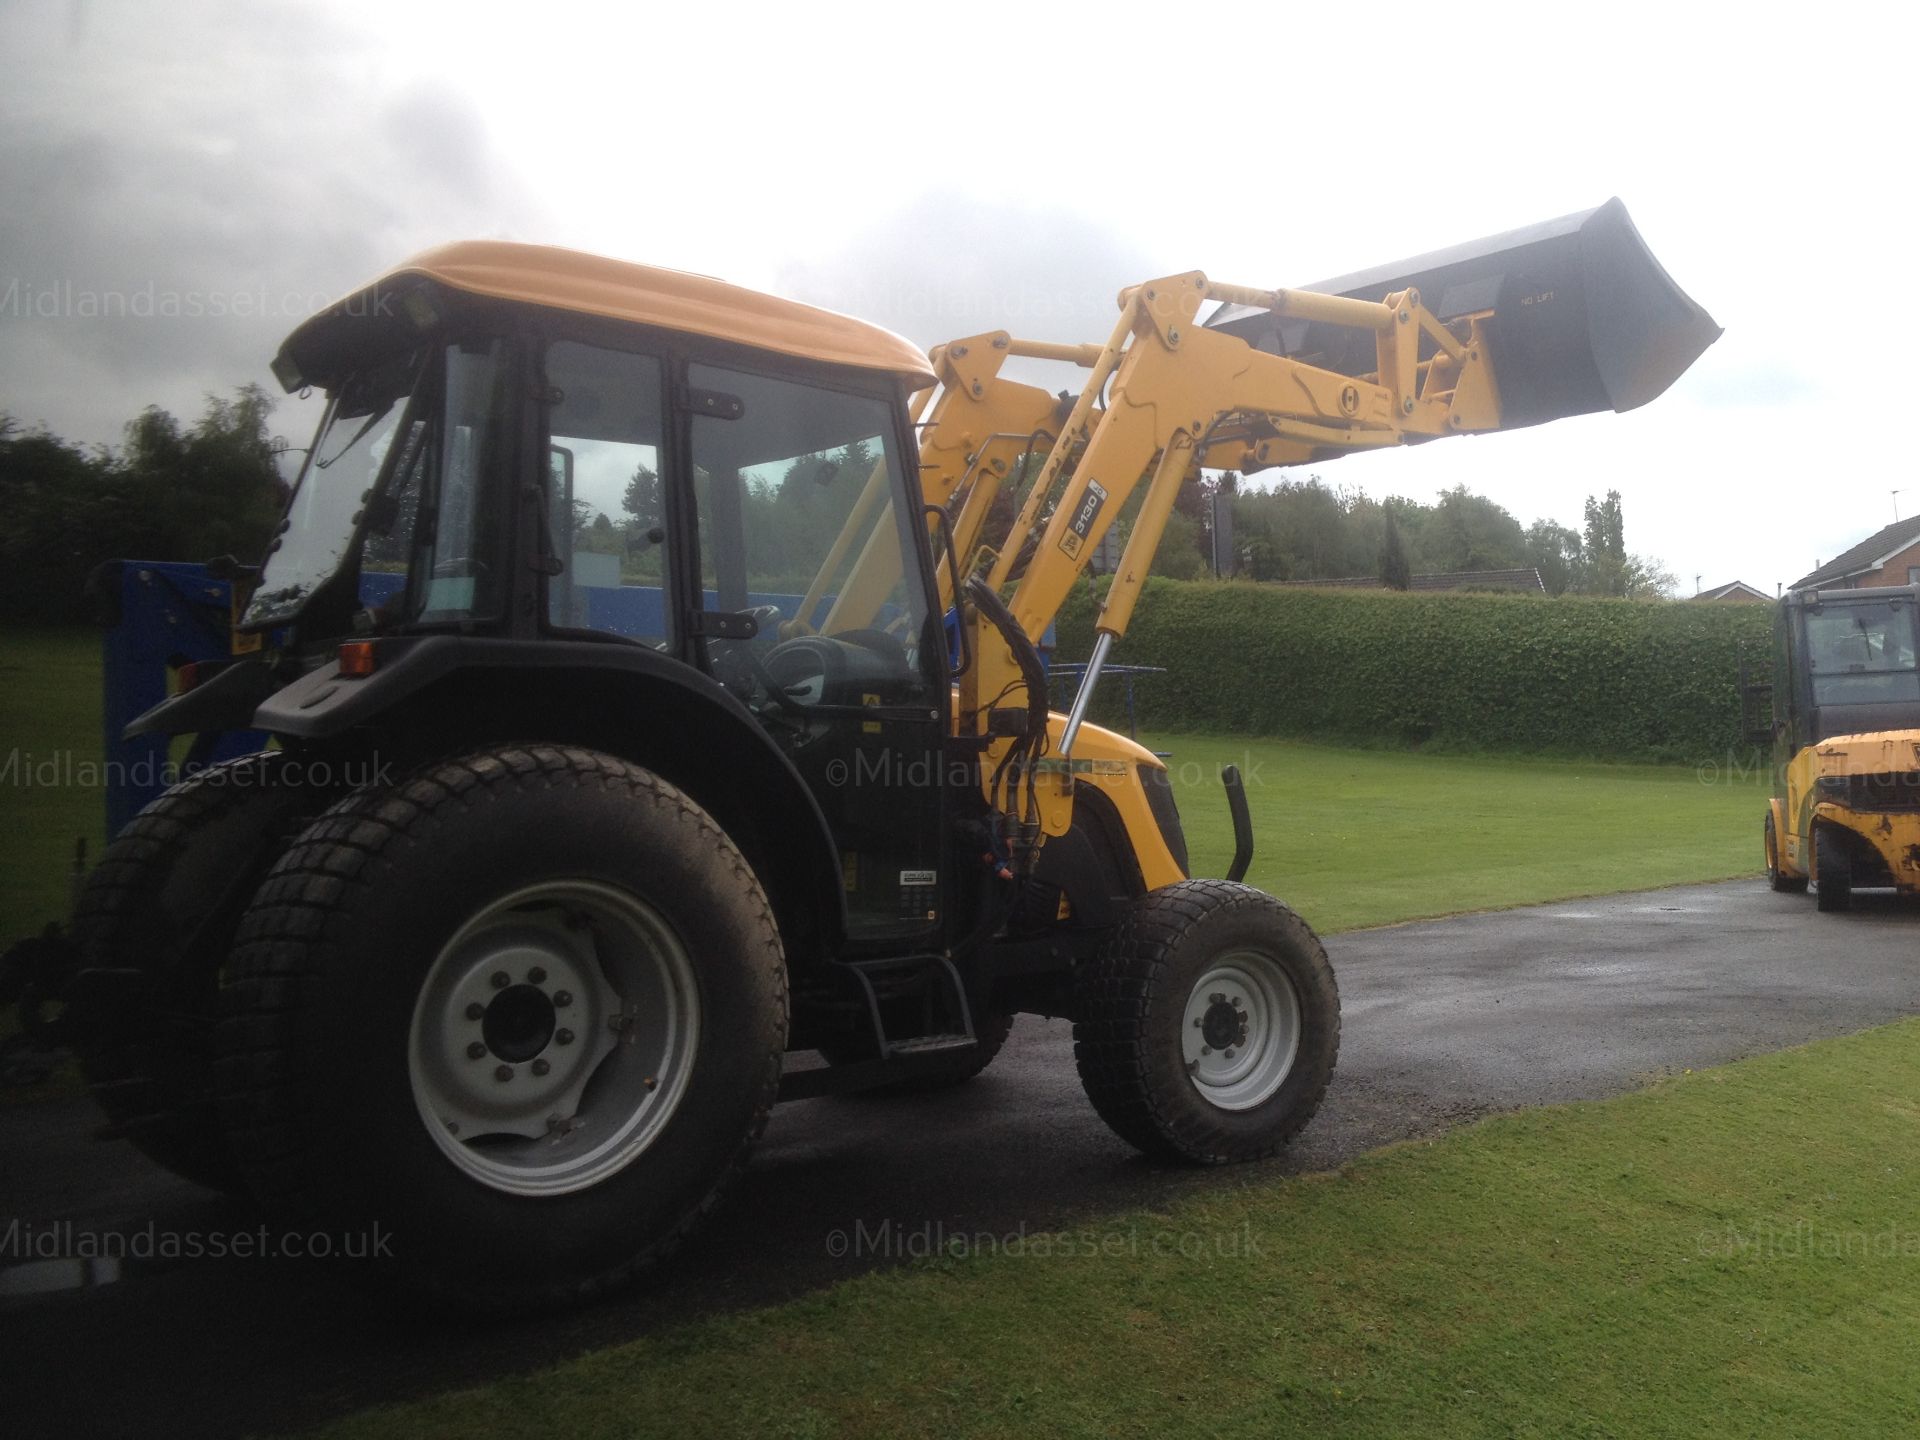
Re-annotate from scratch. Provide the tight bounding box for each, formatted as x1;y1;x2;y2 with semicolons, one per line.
1763;583;1920;908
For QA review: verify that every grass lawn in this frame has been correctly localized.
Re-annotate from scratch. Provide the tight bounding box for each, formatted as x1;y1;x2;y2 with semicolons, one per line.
310;1020;1920;1440
0;630;1764;947
1149;731;1764;933
0;626;105;947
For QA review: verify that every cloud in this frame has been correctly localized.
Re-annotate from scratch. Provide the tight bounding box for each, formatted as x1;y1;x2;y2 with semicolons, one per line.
0;1;547;448
775;192;1174;370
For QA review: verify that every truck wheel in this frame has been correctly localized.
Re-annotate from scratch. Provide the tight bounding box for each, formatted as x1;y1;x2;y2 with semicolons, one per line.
1073;880;1339;1164
71;750;333;1193
217;745;786;1313
1814;825;1853;912
1765;812;1807;893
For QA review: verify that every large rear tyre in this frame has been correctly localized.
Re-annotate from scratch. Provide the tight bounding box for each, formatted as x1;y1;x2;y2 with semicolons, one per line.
1073;880;1339;1164
1765;812;1806;894
1814;825;1853;913
216;745;787;1314
72;750;336;1193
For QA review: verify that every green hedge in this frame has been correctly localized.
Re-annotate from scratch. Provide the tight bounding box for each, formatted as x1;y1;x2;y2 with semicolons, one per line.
1053;579;1773;762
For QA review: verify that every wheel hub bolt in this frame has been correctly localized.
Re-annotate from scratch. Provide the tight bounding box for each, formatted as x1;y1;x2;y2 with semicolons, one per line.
465;1002;485;1021
556;1028;574;1045
1201;1045;1212;1056
1209;992;1226;1005
528;966;547;985
553;990;573;1008
491;971;510;989
532;1058;551;1077
1224;1047;1237;1060
1231;997;1243;1010
1192;1017;1203;1027
466;1041;487;1060
494;1064;513;1082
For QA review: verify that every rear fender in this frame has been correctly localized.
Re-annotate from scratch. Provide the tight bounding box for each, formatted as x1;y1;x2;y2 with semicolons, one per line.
252;636;849;953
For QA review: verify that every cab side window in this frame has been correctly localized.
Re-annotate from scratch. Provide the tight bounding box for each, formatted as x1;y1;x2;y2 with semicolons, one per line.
542;341;669;647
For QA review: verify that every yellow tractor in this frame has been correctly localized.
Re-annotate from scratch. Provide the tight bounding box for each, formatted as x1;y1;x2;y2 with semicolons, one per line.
64;199;1716;1310
1761;584;1920;908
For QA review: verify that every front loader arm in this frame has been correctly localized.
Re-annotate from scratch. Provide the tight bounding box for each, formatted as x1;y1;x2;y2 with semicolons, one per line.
929;272;1501;753
915;199;1716;865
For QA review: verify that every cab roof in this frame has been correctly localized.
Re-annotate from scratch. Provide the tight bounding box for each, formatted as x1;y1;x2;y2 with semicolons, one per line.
274;240;935;392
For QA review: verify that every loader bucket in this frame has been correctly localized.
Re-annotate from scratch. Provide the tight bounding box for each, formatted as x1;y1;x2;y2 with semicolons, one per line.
1206;197;1720;429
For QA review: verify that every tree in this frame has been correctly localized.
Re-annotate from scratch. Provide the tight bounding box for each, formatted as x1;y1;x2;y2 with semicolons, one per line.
1377;510;1411;589
1525;519;1583;596
0;386;283;623
1579;490;1629;596
1424;485;1529;572
623;463;661;525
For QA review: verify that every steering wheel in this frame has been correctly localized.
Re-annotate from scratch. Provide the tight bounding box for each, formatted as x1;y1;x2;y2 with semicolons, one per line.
713;641;814;719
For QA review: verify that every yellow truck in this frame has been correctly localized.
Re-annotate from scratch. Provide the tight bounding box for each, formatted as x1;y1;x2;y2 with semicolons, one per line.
1763;583;1920;909
55;199;1716;1310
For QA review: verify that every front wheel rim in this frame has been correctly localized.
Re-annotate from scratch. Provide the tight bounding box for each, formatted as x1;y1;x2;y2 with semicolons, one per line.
407;880;699;1196
1181;950;1301;1111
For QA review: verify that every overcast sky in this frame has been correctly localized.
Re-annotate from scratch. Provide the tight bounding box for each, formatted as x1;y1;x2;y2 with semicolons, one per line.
3;0;1913;594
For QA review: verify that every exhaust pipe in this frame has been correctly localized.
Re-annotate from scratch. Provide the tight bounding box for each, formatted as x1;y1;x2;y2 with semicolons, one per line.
1206;198;1720;430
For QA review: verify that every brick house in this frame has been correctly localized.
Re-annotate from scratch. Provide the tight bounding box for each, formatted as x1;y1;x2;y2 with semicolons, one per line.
1791;516;1920;591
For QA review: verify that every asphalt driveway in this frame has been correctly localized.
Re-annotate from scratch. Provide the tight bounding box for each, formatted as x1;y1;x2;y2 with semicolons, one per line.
2;878;1913;1438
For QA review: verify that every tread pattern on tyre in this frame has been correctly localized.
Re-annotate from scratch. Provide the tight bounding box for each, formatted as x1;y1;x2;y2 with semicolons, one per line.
73;749;312;1191
216;743;787;1313
1073;878;1340;1166
1814;824;1853;912
1765;813;1806;894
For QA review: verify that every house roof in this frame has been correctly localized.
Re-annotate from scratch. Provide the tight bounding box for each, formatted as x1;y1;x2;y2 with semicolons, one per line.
1276;568;1546;593
1692;580;1771;601
1791;515;1920;590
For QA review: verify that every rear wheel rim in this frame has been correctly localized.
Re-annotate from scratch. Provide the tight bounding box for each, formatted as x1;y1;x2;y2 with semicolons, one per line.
1181;950;1301;1112
407;880;699;1196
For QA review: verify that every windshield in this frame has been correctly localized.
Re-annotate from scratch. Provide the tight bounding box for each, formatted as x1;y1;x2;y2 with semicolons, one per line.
1806;600;1920;705
242;350;422;629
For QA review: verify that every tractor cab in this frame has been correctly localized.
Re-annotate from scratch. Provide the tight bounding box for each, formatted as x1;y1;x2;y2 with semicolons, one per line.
162;243;964;949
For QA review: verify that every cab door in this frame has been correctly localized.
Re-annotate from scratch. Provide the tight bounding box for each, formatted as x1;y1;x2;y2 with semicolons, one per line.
684;360;948;947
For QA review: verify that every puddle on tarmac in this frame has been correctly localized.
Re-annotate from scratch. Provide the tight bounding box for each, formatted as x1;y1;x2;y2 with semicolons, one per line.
0;1256;125;1297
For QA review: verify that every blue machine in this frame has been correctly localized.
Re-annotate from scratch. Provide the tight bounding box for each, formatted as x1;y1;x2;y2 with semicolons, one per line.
92;562;403;835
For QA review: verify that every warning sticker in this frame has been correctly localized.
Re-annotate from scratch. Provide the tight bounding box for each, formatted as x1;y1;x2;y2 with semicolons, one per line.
1058;478;1108;561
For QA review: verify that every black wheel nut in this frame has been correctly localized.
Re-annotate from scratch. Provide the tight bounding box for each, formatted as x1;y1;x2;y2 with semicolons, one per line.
528;966;547;985
467;1041;487;1060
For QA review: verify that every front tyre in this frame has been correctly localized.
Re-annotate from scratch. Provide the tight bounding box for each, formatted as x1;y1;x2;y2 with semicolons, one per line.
1765;812;1806;894
1814;824;1854;913
217;746;786;1313
1073;880;1339;1164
